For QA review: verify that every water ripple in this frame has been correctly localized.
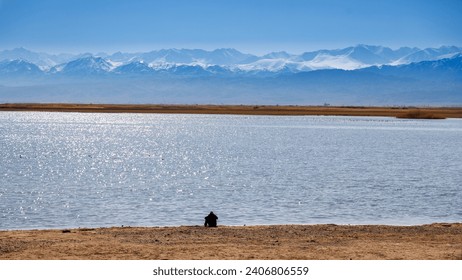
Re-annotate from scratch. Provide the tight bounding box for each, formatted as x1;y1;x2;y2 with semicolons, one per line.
0;112;461;229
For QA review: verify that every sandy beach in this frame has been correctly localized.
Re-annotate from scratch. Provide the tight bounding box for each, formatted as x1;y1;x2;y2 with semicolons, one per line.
1;223;461;260
1;103;462;118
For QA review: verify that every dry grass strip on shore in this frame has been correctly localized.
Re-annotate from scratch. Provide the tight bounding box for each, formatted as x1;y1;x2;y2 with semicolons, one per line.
1;103;462;118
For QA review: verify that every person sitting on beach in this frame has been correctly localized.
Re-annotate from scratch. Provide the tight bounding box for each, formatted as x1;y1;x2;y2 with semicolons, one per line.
204;211;218;227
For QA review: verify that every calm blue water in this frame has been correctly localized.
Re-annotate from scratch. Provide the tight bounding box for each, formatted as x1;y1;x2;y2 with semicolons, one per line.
0;112;461;230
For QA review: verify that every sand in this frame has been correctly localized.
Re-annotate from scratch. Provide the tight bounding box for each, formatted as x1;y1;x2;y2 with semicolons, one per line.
1;224;461;260
1;103;462;118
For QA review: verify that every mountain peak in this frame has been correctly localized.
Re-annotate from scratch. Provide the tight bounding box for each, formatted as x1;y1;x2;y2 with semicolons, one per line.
0;59;43;75
53;56;113;75
114;60;153;74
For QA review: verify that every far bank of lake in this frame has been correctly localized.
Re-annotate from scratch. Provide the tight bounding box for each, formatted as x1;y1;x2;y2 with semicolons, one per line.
1;103;462;118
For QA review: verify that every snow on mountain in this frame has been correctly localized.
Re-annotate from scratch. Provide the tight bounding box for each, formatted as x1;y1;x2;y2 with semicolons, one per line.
237;58;304;72
344;45;391;65
145;49;198;64
51;56;114;75
238;47;371;72
112;60;235;76
362;53;462;80
392;46;462;65
294;45;411;68
303;53;365;70
0;59;43;75
114;61;153;74
2;45;461;76
165;64;212;76
106;48;258;66
204;65;233;75
237;44;422;72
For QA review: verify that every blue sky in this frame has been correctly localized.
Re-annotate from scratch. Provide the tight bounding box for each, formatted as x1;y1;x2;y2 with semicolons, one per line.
0;0;461;54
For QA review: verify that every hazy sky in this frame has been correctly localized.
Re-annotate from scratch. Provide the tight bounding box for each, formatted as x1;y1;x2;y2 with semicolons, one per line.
1;0;461;54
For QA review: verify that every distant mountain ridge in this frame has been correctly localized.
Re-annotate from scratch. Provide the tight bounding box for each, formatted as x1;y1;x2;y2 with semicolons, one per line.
1;51;462;80
1;45;461;106
1;45;461;73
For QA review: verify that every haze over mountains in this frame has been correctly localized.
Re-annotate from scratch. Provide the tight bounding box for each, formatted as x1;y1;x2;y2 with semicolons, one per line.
1;45;461;105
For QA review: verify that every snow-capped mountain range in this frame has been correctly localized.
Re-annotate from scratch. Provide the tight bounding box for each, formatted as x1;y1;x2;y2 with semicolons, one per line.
1;45;461;74
1;45;461;106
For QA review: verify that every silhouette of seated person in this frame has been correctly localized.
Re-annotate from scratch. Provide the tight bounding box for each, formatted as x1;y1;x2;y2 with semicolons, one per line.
204;211;218;227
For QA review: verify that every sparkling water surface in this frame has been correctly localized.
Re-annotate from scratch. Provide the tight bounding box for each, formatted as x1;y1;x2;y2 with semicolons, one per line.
1;112;461;229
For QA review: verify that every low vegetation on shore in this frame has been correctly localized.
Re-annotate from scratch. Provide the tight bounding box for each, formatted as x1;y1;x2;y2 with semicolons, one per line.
1;103;461;118
396;109;446;119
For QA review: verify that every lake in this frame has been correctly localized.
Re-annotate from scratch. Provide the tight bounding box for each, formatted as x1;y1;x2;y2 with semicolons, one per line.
1;112;461;229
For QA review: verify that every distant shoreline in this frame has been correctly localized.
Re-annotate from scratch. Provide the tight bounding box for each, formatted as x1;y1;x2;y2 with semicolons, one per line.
1;103;462;118
1;223;461;259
